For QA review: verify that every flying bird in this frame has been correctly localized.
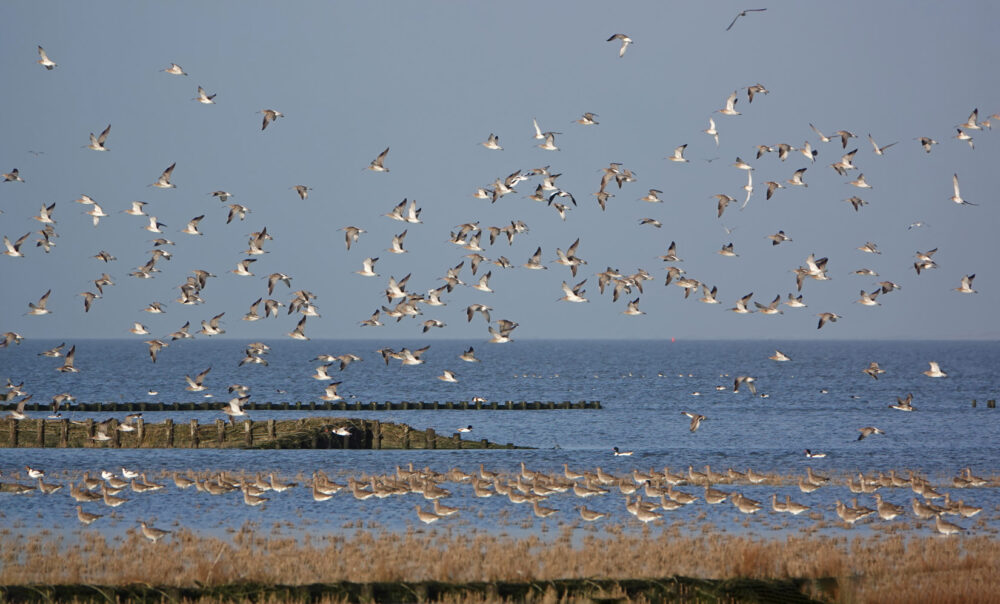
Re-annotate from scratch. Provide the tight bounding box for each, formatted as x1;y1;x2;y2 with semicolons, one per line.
681;412;707;432
193;86;216;104
87;125;112;151
726;8;767;31
366;147;390;172
260;109;283;131
151;163;176;189
37;46;57;70
606;33;633;57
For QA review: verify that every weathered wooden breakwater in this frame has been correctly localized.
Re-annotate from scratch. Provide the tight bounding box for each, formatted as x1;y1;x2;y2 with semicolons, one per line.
0;399;602;413
0;417;523;450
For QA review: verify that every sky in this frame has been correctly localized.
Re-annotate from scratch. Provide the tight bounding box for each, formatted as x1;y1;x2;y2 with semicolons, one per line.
1;1;998;342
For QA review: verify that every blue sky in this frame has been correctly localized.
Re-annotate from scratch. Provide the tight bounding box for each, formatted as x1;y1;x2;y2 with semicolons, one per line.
1;1;998;341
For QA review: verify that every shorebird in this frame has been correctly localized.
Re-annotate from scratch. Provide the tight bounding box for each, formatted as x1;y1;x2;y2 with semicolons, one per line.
366;147;390;172
415;505;443;524
622;298;644;316
816;312;840;329
726;8;766;31
37;46;57;69
746;83;769;102
3;233;30;258
606;33;632;57
718;242;738;257
863;361;886;379
769;350;791;362
185;367;211;392
955;274;977;294
703;117;719;146
867;133;897;155
923;361;947;378
729;293;754;314
934;514;963;536
559;280;588;303
76;505;103;525
766;231;792;246
193;86;216;104
787;168;808;187
950;173;976;206
26;289;53;316
537;131;559;151
717;91;740;116
163;63;187;75
181;215;204;235
667;144;688;162
151;163;176;189
87;124;112;151
889;393;914;412
858;426;885;441
222;396;249;423
856;289;881;306
733;375;757;395
259;109;283;130
437;370;458;383
2;168;25;182
480;133;502;150
288;317;309;340
681;412;706;432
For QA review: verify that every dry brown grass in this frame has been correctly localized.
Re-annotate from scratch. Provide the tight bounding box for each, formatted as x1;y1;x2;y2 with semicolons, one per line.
2;525;999;602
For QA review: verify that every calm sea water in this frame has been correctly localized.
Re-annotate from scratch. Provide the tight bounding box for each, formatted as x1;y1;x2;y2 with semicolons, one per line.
1;339;998;539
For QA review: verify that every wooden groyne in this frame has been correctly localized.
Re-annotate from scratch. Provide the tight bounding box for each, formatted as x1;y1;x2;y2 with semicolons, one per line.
0;399;601;413
0;417;522;450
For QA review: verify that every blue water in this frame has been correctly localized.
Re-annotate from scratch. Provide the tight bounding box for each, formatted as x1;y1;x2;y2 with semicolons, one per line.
1;339;998;539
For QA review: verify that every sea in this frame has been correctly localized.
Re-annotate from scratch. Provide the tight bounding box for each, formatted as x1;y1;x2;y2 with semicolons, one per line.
1;339;998;539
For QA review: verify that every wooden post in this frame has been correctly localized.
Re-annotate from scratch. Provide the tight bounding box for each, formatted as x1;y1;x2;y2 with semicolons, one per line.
59;419;69;447
164;419;174;447
189;419;199;448
111;420;121;448
373;421;382;450
9;418;17;447
453;432;461;449
267;419;276;440
136;418;145;447
37;420;45;448
216;419;226;445
85;418;95;443
402;425;411;449
426;428;436;450
989;399;996;409
480;438;489;449
972;399;978;407
244;420;253;447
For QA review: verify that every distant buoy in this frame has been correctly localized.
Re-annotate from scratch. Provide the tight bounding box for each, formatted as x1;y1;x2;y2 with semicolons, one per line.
671;337;676;343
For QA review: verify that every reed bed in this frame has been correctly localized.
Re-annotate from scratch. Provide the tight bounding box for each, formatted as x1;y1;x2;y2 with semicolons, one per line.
2;525;999;602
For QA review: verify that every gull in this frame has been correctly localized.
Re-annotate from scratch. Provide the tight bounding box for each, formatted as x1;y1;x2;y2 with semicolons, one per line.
667;144;688;162
867;133;897;155
640;189;664;203
151;163;176;189
87;125;112;151
849;173;872;189
366;147;390;172
37;45;57;69
181;215;204;235
27;289;52;316
292;185;311;200
863;361;886;379
459;347;480;362
537;131;559;151
606;33;633;57
623;298;644;316
950;173;975;205
388;230;408;254
816;312;840;329
559;280;588;303
955;274;977;294
729;293;753;314
917;137;938;153
163;63;187;76
717;91;740;116
639;218;661;228
319;382;343;402
356;256;379;277
481;133;502;150
726;8;766;31
787;168;808;187
681;412;706;432
260;109;283;131
288;316;309;340
193;86;216;104
704;117;719;146
857;426;885;441
232;258;256;276
769;350;791;362
923;361;947;378
3;233;30;257
889;393;914;412
2;168;25;182
575;112;599;125
57;346;78;373
437;370;458;383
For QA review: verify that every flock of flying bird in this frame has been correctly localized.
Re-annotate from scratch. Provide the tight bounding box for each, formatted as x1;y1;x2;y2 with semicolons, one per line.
0;29;994;435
